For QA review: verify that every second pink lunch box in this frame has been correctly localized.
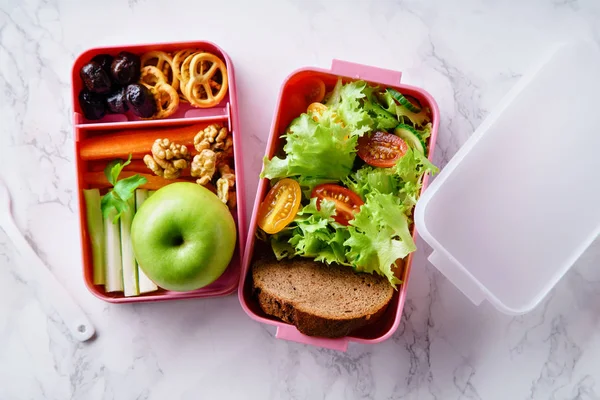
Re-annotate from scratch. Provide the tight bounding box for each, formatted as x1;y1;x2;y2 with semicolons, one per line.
239;60;440;351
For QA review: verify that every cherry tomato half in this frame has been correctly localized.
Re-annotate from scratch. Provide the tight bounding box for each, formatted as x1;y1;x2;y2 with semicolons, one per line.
301;77;326;105
307;102;328;121
357;131;408;168
311;184;364;226
257;178;302;234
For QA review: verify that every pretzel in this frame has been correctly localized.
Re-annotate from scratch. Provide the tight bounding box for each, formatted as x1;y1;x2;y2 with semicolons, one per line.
147;81;179;119
140;65;167;88
179;52;202;101
173;49;199;98
184;53;229;108
140;51;179;91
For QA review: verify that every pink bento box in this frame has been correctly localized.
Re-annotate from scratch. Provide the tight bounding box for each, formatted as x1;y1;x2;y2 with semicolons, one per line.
72;41;246;303
239;60;440;351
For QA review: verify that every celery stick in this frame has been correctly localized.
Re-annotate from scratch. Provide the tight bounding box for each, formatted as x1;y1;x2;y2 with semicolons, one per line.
120;196;139;297
83;189;105;285
134;189;158;294
104;208;123;292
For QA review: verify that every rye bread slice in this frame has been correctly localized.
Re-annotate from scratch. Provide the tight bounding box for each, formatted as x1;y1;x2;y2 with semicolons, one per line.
252;258;394;338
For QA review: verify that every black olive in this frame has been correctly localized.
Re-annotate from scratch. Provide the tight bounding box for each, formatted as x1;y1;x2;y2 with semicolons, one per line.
78;89;106;120
80;61;112;94
91;54;114;76
106;87;129;114
111;51;141;85
125;84;156;118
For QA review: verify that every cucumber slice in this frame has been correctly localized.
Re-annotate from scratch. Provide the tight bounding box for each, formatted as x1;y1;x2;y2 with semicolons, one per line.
135;189;159;294
394;124;426;154
387;88;422;113
368;101;398;130
83;189;105;285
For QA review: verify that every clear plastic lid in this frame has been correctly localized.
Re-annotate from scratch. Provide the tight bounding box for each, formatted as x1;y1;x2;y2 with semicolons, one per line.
414;41;600;315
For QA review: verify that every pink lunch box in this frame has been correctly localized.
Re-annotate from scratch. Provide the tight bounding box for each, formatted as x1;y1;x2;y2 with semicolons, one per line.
72;41;247;303
239;60;440;351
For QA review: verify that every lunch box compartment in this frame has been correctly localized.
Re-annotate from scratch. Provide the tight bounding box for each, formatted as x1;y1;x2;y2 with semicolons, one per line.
72;41;246;303
72;42;231;124
239;60;440;350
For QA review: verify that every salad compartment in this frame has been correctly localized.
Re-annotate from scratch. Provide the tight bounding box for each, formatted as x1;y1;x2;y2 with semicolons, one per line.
72;41;246;303
240;60;440;350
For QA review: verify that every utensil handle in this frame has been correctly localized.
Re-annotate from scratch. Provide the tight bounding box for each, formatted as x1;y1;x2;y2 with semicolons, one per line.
1;216;95;341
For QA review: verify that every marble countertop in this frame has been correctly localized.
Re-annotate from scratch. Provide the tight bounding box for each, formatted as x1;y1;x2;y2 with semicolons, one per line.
1;0;599;399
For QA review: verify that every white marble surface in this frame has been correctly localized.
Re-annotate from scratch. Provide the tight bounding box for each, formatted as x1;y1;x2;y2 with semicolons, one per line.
1;0;599;398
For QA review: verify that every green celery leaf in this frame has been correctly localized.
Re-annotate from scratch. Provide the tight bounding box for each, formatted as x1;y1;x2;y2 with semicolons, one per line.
100;191;128;223
113;174;148;202
104;154;133;186
100;154;145;224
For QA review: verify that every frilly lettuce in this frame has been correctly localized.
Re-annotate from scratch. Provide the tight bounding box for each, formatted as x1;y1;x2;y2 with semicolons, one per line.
268;149;438;287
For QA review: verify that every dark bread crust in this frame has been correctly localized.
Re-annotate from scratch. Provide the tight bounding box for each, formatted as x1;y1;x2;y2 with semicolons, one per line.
252;258;394;338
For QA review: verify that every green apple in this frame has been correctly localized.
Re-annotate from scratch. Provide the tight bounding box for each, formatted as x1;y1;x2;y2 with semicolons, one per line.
131;182;236;292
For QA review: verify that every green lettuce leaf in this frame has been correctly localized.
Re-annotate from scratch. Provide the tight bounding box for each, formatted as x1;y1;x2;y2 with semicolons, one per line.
394;147;439;184
361;84;398;131
345;148;439;215
335;80;373;134
344;165;401;199
345;192;415;287
261;110;361;182
269;198;351;266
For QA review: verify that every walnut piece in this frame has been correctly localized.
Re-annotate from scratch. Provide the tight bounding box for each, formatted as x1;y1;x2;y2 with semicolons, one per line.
193;124;229;153
216;164;235;205
190;149;217;186
144;138;190;179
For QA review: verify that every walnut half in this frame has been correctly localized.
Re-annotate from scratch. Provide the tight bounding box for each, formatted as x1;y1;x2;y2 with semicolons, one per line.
216;164;235;205
193;124;229;153
190;149;217;186
143;138;191;179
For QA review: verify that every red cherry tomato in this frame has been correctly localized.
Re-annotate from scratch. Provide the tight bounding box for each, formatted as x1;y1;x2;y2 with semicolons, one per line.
301;77;326;105
357;131;408;168
311;184;364;226
257;178;302;234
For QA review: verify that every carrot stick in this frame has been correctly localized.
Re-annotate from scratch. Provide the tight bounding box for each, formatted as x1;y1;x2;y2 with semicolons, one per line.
79;124;205;161
84;171;192;190
84;171;216;192
87;160;192;177
88;160;147;173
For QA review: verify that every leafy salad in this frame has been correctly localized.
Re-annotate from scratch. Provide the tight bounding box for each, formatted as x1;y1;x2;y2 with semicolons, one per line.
257;78;438;287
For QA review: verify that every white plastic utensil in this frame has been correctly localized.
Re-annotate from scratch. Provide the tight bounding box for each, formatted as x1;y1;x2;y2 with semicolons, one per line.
0;179;95;341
